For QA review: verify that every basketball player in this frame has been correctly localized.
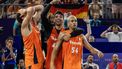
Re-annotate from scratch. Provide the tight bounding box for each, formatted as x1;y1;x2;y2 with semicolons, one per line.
18;3;44;69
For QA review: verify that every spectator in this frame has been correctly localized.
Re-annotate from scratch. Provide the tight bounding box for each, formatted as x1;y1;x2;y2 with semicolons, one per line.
90;12;101;27
89;0;103;18
83;54;99;69
100;24;122;42
17;59;25;69
106;54;122;69
101;0;112;19
112;0;122;19
2;37;17;69
7;0;28;18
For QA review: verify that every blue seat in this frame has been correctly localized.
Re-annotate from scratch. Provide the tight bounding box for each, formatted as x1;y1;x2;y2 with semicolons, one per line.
95;38;108;42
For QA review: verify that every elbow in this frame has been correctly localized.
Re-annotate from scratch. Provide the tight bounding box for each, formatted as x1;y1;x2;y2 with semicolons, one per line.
27;7;34;15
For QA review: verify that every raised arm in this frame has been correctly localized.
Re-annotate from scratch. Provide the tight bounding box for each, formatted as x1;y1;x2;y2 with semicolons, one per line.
82;34;104;58
41;0;60;33
33;5;44;22
41;4;53;32
100;26;111;38
85;23;92;39
20;7;34;29
117;25;122;32
83;16;92;39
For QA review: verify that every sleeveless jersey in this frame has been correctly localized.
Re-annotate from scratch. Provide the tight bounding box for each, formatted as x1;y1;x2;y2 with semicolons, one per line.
62;30;83;69
22;22;44;68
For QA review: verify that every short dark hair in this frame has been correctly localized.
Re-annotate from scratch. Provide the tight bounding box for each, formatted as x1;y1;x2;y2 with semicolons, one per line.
111;24;121;31
5;37;14;43
54;11;64;18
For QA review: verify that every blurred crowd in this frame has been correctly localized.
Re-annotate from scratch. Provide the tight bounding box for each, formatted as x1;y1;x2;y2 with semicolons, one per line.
0;0;122;19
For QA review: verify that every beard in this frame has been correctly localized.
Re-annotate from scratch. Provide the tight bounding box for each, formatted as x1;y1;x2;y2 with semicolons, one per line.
113;59;118;63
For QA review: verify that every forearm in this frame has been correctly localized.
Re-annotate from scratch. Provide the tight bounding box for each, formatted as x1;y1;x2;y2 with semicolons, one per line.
41;4;51;17
85;23;92;38
82;34;98;54
50;47;58;64
100;30;108;37
10;50;16;59
33;5;44;12
86;23;92;35
89;48;99;55
85;42;97;54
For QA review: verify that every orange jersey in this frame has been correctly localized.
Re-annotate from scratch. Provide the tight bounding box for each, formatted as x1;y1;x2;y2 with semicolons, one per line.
46;27;64;69
62;30;83;69
22;23;44;68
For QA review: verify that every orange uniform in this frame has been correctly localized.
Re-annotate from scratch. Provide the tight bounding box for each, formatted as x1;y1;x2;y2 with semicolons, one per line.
22;23;44;69
46;27;64;69
62;30;83;69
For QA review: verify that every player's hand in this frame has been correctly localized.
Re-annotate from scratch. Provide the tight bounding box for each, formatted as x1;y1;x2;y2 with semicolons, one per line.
63;34;71;41
83;16;90;23
18;9;26;17
97;51;104;58
58;33;65;41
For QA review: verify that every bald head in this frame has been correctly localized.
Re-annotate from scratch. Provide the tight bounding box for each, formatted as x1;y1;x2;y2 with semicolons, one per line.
112;54;119;63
